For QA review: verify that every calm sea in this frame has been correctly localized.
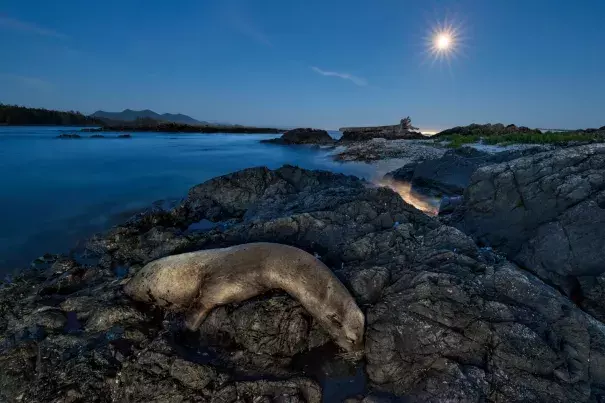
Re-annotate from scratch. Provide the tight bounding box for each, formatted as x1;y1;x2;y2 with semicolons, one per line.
0;127;402;273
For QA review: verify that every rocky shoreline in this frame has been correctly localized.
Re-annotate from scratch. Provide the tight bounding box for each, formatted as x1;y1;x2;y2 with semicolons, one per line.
2;140;605;402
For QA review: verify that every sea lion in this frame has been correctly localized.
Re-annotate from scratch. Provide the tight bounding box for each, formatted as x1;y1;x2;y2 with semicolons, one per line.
124;242;365;352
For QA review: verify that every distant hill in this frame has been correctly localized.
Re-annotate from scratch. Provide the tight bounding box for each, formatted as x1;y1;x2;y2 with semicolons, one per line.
0;104;104;126
91;109;207;125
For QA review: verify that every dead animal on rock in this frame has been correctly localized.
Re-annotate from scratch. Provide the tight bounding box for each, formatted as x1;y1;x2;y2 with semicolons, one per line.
124;242;365;352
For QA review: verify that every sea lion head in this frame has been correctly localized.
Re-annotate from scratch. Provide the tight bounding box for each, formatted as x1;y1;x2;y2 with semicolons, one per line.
323;299;365;352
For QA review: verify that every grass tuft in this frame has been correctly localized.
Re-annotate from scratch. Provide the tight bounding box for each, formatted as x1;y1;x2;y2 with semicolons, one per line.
437;131;604;148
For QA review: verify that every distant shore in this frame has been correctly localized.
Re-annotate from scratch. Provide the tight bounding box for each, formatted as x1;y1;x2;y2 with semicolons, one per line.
94;122;284;134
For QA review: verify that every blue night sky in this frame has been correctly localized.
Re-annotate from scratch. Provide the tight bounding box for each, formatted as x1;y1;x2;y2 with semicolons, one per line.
1;0;603;130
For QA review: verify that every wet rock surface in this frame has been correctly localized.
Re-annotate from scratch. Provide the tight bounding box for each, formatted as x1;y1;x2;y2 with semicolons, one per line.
334;139;445;163
385;146;547;198
452;144;605;321
1;164;605;402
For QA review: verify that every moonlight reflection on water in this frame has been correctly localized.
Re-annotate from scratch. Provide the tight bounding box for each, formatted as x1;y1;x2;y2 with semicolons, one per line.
376;178;440;216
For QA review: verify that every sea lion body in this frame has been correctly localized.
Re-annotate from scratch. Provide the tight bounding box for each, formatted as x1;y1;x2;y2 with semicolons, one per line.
124;242;365;351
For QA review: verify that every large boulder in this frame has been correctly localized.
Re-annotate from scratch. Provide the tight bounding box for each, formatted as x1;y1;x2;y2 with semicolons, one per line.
261;128;335;145
452;144;605;320
339;117;425;142
3;165;605;402
385;146;548;198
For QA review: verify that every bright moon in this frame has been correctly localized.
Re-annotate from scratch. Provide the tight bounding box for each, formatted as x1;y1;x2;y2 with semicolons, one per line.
425;18;463;65
436;33;451;50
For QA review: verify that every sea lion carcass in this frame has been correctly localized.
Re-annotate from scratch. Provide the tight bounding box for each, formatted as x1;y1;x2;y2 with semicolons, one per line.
124;242;365;352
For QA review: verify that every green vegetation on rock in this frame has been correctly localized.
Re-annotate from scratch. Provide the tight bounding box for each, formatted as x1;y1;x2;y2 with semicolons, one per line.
439;131;605;148
483;131;603;145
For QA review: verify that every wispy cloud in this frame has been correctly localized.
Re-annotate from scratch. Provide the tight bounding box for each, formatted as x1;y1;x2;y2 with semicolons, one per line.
311;66;367;86
0;14;68;39
0;73;54;91
222;1;272;47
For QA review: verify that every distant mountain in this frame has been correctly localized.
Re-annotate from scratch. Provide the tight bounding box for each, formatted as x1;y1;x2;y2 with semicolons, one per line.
91;109;207;125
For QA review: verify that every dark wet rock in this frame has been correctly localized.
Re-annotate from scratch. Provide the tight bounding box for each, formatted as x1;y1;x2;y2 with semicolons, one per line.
349;267;390;304
56;133;82;139
453;144;605;320
334;138;445;163
438;195;464;215
3;165;605;402
10;306;67;333
435;122;541;137
385;146;547;198
117;134;132;138
261;128;335;145
85;305;146;333
39;264;98;295
339;117;425;142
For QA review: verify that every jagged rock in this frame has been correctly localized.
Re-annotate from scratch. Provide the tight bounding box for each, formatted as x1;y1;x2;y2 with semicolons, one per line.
2;165;605;402
261;128;335;145
85;305;146;332
339;118;425;142
435;123;541;137
453;144;605;320
384;146;548;198
333;138;445;162
349;267;390;304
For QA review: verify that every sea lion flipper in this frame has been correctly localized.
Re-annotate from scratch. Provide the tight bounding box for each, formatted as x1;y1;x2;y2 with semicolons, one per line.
184;304;211;331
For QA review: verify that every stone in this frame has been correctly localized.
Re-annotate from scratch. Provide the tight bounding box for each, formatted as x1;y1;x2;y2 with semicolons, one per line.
85;305;146;332
2;165;605;402
384;146;548;198
339;118;425;142
261;128;335;145
349;267;390;304
453;144;605;320
435;122;541;137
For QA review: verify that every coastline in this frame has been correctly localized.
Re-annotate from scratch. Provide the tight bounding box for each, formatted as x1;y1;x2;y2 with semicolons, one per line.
2;153;605;401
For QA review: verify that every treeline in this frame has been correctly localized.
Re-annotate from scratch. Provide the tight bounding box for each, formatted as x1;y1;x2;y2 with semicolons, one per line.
102;120;283;134
0;104;104;126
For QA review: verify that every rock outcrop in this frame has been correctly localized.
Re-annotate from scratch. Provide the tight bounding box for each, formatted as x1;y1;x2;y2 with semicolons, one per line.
334;138;444;162
385;146;548;198
339;117;425;142
2;165;605;402
261;128;335;145
452;144;605;322
436;123;541;137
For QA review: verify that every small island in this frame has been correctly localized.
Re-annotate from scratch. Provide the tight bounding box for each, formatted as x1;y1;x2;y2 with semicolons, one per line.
261;128;335;145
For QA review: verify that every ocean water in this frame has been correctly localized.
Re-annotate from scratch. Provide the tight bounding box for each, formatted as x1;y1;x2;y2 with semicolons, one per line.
0;127;400;273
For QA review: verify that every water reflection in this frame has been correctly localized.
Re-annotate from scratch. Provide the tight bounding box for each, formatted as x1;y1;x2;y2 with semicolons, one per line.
375;178;440;216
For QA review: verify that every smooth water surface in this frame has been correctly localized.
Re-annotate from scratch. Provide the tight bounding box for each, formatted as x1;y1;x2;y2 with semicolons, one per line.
0;127;392;273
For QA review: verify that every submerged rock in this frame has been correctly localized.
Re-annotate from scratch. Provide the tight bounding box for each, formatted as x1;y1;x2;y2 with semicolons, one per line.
56;133;82;139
